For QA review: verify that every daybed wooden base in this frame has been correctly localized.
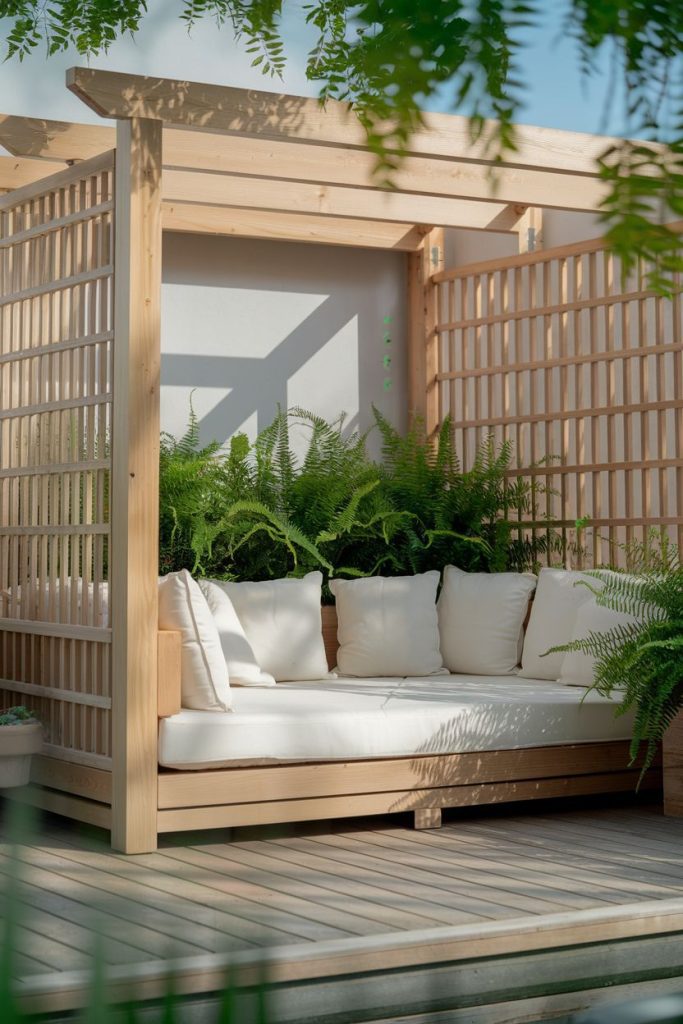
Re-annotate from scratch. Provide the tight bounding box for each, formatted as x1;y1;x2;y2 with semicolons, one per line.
23;742;660;846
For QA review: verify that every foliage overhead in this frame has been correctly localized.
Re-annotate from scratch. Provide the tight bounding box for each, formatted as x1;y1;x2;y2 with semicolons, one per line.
158;405;552;592
551;540;683;779
2;1;683;290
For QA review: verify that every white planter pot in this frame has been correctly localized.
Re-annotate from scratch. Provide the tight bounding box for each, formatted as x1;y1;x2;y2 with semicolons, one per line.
0;722;43;788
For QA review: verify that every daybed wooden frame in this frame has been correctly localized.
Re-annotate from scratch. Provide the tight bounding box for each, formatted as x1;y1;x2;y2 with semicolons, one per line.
0;68;679;852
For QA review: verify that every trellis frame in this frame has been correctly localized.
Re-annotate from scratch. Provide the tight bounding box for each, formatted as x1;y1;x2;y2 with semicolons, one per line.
0;67;680;853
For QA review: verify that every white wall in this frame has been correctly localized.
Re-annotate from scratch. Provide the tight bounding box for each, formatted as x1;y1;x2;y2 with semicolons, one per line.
161;233;407;457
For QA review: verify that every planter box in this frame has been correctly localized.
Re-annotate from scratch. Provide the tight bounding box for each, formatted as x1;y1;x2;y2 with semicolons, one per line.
0;722;43;788
663;711;683;816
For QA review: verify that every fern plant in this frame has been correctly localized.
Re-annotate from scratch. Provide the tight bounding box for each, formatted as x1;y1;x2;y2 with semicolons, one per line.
158;404;552;587
552;556;683;776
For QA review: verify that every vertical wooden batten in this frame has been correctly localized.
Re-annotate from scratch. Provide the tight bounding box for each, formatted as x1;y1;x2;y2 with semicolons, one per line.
407;227;444;435
111;118;162;853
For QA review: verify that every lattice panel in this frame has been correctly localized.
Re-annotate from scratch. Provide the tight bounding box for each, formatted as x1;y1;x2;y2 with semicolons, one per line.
0;151;115;766
434;239;683;567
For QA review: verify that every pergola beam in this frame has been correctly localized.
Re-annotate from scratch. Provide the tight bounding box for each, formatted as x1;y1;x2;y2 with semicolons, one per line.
66;66;629;176
162;170;526;232
162;203;427;250
0;155;67;190
0;115;112;162
1;114;607;213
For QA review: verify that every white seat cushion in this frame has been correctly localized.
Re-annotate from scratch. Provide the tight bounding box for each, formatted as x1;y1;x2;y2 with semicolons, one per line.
212;572;331;681
329;571;444;677
438;566;536;675
519;568;595;680
158;675;633;769
199;580;276;687
158;570;232;711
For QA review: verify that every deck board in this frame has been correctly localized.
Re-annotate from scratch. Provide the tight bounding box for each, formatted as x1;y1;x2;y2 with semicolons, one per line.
2;799;683;983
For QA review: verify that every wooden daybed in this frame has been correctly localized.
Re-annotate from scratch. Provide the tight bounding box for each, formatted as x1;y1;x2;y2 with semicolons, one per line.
0;67;678;854
94;610;661;839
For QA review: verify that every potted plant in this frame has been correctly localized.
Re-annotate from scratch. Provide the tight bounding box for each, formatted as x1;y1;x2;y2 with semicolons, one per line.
553;556;683;782
0;706;43;788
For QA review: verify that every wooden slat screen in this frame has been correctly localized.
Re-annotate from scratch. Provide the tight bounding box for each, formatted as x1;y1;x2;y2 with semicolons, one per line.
433;238;683;566
0;152;115;768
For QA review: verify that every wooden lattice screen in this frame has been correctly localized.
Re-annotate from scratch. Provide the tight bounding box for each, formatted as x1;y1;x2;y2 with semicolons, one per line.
433;236;683;567
0;151;115;769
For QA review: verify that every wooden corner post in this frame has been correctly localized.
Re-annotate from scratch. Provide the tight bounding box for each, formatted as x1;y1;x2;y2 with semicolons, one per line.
112;118;162;853
407;227;444;436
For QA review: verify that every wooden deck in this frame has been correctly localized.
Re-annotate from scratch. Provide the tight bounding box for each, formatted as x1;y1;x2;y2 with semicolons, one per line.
3;797;683;1021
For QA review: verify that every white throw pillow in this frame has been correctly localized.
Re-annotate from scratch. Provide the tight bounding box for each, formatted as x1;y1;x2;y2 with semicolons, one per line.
158;570;232;711
438;566;537;675
519;568;595;680
329;572;444;678
199;580;276;687
215;572;331;681
559;597;637;688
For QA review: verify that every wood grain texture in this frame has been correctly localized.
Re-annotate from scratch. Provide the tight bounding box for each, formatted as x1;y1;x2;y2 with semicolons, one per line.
663;711;683;816
110;118;162;853
65;68;644;176
5;805;683;1016
162;203;425;250
157;741;639;809
435;232;683;562
157;769;659;832
157;630;181;718
0;149;114;770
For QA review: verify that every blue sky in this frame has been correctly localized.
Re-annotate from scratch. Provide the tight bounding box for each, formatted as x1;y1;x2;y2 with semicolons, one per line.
0;1;628;137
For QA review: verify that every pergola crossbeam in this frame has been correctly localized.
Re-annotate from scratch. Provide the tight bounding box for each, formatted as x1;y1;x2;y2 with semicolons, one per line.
1;114;606;213
162;170;526;232
161;203;427;250
65;67;636;176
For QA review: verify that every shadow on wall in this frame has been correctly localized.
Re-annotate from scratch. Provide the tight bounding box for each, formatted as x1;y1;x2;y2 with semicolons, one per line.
160;233;407;455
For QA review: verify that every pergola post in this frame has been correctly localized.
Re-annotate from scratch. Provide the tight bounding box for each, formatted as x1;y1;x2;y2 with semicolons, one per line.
407;227;444;435
111;117;163;853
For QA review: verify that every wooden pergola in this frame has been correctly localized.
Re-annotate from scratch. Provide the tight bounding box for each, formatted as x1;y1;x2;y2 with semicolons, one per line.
1;68;680;854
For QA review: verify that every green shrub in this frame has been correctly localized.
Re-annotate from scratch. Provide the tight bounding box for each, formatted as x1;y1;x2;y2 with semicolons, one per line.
159;405;552;589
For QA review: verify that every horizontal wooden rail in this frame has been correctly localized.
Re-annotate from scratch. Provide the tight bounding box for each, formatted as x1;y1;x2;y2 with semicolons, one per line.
0;199;113;248
453;399;680;430
432;220;683;281
0;619;111;642
0;524;110;537
0;393;112;421
0;265;113;309
0;147;114;209
436;288;658;332
436;342;683;380
0;330;114;366
0;459;110;480
0;678;112;709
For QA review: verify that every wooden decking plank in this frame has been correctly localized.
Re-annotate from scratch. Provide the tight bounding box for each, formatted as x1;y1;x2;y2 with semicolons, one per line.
9;843;267;952
239;835;524;921
43;834;356;944
183;839;486;929
1;875;159;965
269;833;576;916
388;822;683;902
308;831;609;911
146;845;401;938
0;851;228;958
528;810;683;852
546;807;683;845
486;814;683;868
4;920;92;973
166;842;454;932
